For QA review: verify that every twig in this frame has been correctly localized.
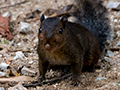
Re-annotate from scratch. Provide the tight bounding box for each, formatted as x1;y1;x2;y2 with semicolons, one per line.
109;47;120;51
9;49;33;53
0;0;29;9
23;73;72;87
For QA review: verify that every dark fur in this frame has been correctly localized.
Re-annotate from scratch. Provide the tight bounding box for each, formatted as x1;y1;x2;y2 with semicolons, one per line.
37;16;100;84
72;0;112;52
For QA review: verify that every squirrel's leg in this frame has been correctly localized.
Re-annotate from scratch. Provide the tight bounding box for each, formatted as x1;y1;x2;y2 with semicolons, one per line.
38;59;49;82
70;58;83;85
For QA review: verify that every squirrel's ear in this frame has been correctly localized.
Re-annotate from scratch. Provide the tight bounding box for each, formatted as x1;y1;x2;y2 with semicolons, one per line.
40;14;45;23
60;16;68;22
60;16;68;29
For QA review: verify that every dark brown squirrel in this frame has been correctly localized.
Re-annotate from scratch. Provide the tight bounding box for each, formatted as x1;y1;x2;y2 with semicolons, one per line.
37;0;112;84
37;15;101;84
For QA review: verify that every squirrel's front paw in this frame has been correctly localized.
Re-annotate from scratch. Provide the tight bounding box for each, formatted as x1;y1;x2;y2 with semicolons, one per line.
37;76;45;82
71;76;81;86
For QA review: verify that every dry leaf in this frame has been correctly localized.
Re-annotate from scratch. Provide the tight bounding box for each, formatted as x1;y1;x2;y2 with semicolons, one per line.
0;15;12;40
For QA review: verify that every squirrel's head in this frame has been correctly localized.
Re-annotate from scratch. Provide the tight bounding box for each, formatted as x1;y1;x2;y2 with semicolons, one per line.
38;14;68;53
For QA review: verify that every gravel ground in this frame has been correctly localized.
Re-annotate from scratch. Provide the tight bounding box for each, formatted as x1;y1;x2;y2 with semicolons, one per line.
0;0;120;90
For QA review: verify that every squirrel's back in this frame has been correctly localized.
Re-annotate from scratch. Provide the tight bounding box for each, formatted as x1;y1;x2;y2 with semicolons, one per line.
71;0;112;52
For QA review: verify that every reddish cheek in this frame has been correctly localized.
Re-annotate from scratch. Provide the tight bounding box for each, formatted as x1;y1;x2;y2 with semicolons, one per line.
38;34;44;45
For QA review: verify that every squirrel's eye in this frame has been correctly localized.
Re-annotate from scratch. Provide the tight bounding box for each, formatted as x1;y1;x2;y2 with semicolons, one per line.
59;28;63;34
39;28;42;33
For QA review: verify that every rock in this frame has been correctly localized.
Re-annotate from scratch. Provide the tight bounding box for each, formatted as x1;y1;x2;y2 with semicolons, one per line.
13;51;25;60
8;83;28;90
36;87;45;90
53;83;58;88
0;87;5;90
29;60;33;64
95;77;107;82
2;12;11;18
116;30;120;38
0;71;6;77
118;83;120;86
21;66;37;76
95;82;120;90
33;38;38;43
104;56;112;62
3;69;10;77
116;41;120;46
112;83;117;87
106;50;114;57
113;68;117;71
95;69;101;73
118;72;120;77
107;1;120;10
80;74;85;78
0;62;9;70
18;22;30;33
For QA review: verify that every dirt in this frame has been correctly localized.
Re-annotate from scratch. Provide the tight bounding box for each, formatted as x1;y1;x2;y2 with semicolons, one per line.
0;0;120;90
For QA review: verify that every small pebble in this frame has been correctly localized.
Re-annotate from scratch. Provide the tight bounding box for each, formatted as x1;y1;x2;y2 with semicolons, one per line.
21;66;37;76
95;77;107;81
0;71;5;77
0;87;5;90
116;41;120;46
106;50;114;57
0;62;9;70
2;12;11;18
96;69;101;73
29;60;33;64
18;22;30;33
13;51;25;60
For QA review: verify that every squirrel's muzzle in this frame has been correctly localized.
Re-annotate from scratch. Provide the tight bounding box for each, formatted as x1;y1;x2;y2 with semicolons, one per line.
44;43;51;52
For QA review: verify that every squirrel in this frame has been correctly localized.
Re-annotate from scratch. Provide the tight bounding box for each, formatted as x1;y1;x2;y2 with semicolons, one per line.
37;0;112;85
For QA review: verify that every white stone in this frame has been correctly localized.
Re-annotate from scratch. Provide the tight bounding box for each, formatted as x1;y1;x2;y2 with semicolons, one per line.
0;71;5;77
21;66;37;76
116;41;120;46
106;50;114;57
0;62;9;70
29;60;33;64
118;72;120;76
13;51;24;60
107;2;120;9
33;38;38;43
0;87;5;90
116;31;120;37
18;22;30;33
95;77;107;81
112;83;117;87
2;12;11;18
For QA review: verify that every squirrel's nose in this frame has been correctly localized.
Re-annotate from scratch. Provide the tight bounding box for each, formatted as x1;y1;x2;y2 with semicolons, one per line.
44;43;51;51
44;40;51;46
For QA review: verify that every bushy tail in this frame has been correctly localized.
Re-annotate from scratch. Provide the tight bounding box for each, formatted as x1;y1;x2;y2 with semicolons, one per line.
72;0;112;52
